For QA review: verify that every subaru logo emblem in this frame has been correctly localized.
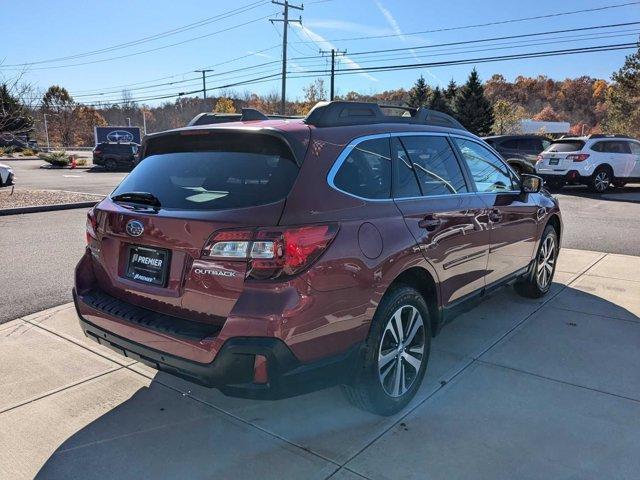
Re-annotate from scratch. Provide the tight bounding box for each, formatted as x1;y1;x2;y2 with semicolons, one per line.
107;130;134;143
126;220;144;237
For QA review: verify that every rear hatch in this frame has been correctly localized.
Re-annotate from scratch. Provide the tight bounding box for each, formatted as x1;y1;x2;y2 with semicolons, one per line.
88;128;305;324
537;139;586;173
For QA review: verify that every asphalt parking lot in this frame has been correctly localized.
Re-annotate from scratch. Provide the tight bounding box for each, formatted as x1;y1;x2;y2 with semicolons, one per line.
2;248;639;479
1;159;127;195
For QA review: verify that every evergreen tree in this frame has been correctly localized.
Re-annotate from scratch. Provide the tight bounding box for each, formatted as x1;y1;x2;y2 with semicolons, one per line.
444;79;457;101
427;86;453;115
407;75;431;108
0;84;33;132
602;46;640;136
453;68;494;135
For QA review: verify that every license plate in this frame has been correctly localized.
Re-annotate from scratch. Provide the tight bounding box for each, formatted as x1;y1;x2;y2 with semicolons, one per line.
549;158;560;165
125;245;170;286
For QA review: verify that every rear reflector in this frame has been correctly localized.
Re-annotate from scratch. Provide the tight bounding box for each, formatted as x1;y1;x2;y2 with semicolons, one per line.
203;224;338;279
86;208;98;244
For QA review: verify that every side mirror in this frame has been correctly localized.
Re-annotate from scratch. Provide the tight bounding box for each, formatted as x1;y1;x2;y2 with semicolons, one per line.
520;174;543;194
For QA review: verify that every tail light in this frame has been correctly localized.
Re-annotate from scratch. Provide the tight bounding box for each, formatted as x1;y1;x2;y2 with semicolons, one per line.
93;150;101;155
567;154;590;162
86;208;98;244
203;224;338;280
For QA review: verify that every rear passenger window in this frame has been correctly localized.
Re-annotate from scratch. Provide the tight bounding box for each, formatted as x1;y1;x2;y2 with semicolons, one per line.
453;138;517;193
333;138;391;199
601;141;631;154
392;137;421;198
629;142;640;155
399;136;468;196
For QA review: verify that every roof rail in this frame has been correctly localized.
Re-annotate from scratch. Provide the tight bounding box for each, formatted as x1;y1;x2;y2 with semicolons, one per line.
587;133;635;140
304;101;466;130
187;110;303;126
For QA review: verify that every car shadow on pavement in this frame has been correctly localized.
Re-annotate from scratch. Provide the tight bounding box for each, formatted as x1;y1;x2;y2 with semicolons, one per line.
33;283;640;480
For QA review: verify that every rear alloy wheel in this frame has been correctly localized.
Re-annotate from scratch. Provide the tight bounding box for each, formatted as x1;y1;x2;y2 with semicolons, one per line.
515;225;558;298
104;159;117;171
590;167;612;193
342;286;431;416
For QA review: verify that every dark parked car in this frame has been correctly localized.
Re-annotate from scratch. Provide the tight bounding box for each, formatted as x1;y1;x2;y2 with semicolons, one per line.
92;142;139;170
483;135;552;174
74;102;561;415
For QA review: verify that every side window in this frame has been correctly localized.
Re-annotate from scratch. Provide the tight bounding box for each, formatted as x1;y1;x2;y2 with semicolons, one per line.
591;142;604;152
501;139;519;149
541;139;551;150
629;142;640;155
333;137;391;199
392;137;421;198
453;138;517;193
399;136;468;196
600;141;631;154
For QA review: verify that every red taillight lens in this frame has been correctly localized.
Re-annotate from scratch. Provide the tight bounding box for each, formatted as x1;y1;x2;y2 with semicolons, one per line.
86;208;98;244
567;154;590;162
203;224;338;280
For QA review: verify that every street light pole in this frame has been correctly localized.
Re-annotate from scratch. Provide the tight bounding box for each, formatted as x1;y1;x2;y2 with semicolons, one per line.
43;113;50;150
142;109;147;135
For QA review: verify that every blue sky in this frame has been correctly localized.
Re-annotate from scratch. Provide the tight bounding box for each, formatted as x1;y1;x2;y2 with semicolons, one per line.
2;0;639;106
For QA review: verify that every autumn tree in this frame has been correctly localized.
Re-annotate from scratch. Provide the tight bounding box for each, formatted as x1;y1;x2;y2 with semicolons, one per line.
294;79;326;115
492;100;526;134
42;85;76;146
532;106;562;122
213;97;236;113
407;75;431;108
602;46;640;136
453;68;494;135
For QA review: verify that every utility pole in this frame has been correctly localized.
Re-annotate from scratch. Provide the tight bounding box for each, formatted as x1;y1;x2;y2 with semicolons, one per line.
320;48;346;100
141;109;147;135
270;0;303;115
194;69;214;99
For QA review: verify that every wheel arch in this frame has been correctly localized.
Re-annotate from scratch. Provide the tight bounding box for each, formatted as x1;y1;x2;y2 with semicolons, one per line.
546;213;562;242
386;266;441;337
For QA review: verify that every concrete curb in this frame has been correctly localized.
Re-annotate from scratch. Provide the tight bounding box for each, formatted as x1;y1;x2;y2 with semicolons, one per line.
0;200;99;216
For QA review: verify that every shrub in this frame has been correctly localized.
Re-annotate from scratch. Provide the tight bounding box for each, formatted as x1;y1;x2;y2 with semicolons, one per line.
39;151;70;167
75;157;87;166
21;148;36;157
0;146;16;156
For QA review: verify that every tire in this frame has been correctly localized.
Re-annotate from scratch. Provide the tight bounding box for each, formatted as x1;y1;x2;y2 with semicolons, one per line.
589;166;612;193
515;224;558;299
341;286;431;416
104;159;118;171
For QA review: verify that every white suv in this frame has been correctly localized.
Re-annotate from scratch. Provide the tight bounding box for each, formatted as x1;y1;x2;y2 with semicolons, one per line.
535;134;640;192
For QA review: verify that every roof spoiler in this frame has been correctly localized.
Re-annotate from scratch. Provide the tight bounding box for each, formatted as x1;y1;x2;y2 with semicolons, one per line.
303;101;465;130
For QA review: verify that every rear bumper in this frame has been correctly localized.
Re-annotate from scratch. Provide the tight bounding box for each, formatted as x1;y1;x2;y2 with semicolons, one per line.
73;288;361;399
537;170;588;184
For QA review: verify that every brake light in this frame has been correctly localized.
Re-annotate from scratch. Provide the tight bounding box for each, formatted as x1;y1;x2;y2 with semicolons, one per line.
86;209;98;244
203;224;338;279
567;154;590;162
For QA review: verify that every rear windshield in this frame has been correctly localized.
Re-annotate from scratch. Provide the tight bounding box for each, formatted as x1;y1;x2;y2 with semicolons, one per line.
545;140;585;153
112;133;298;210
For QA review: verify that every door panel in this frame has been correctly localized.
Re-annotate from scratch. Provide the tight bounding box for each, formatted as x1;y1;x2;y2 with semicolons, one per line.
395;196;490;305
452;136;539;285
477;192;539;284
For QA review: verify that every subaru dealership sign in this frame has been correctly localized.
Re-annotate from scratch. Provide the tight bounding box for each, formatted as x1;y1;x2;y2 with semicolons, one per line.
94;126;142;145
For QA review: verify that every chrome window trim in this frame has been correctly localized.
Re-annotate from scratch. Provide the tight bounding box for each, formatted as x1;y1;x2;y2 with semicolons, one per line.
326;131;474;202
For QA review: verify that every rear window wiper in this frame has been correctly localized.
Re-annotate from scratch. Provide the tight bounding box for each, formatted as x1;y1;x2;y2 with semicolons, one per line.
111;191;161;207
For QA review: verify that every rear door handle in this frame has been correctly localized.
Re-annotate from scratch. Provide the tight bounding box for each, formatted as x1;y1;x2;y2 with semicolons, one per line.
418;216;443;231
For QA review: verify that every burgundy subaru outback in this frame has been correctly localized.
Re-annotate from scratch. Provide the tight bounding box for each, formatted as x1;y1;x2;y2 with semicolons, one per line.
74;101;561;415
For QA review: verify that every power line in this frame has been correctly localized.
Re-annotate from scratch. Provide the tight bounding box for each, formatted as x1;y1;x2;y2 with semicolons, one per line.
290;1;640;44
0;13;276;71
1;1;270;68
